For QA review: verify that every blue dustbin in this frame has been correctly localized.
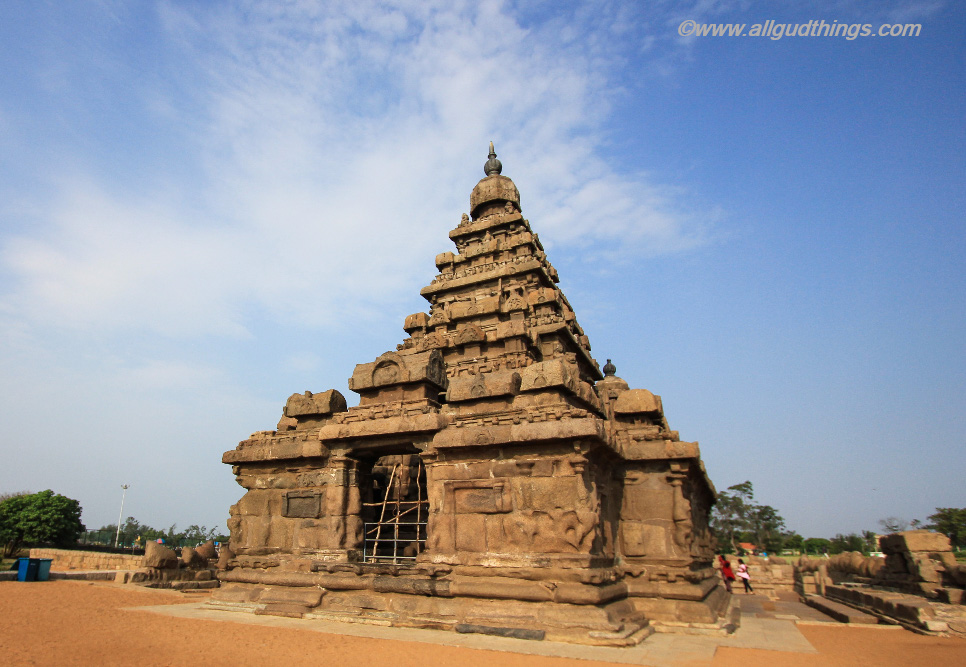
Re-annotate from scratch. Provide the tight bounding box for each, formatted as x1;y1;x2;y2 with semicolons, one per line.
16;558;39;582
36;558;52;581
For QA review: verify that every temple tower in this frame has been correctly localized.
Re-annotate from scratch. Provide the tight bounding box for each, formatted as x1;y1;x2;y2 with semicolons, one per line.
213;145;730;644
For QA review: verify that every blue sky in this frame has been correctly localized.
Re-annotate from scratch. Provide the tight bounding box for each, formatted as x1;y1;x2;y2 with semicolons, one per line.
1;0;962;540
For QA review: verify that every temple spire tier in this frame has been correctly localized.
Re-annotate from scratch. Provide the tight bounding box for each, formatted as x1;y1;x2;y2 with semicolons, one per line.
400;146;600;392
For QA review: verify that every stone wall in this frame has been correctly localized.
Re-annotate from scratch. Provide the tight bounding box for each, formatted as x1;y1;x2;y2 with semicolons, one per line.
875;530;966;598
748;556;796;595
29;548;143;571
715;556;795;598
793;536;966;603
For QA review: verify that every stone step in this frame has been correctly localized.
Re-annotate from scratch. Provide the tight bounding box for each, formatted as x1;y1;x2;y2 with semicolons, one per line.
170;579;220;590
455;623;546;641
254;603;311;618
804;595;880;624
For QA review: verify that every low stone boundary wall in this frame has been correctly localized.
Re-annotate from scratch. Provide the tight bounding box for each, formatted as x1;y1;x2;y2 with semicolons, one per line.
824;584;964;635
29;548;142;571
715;557;795;598
747;557;795;595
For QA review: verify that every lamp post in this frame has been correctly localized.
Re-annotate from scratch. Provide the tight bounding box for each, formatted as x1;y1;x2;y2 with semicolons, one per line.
114;484;129;548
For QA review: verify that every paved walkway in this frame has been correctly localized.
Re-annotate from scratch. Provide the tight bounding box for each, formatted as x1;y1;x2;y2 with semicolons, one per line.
135;590;888;666
738;590;842;624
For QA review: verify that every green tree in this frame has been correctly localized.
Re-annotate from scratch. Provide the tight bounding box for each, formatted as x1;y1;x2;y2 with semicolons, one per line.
749;504;786;553
711;481;790;555
783;532;804;552
862;530;879;553
878;516;908;533
711;481;753;553
96;519;224;548
802;537;831;555
181;525;218;545
926;508;966;549
829;533;867;555
0;490;85;557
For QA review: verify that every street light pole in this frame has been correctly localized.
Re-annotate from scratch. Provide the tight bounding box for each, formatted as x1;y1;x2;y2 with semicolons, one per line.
114;484;130;548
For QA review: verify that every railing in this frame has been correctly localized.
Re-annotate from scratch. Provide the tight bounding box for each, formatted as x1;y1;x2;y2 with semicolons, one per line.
361;458;429;565
362;518;427;564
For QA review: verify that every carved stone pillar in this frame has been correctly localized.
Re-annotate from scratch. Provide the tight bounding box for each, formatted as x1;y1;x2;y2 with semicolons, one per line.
667;466;692;558
326;452;364;553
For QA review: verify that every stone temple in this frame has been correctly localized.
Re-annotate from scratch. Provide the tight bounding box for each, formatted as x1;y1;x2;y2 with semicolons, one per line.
211;144;730;645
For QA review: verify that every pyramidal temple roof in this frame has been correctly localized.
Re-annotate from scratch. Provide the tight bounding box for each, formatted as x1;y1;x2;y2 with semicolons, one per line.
398;143;602;397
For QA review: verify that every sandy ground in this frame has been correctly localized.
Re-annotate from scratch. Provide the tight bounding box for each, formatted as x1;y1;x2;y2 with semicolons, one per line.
2;581;965;666
714;624;966;667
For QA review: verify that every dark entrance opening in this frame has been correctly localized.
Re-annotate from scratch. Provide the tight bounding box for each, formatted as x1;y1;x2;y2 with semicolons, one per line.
361;454;428;564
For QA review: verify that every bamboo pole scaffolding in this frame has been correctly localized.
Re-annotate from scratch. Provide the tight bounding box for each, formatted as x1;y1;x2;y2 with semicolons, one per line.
363;458;429;563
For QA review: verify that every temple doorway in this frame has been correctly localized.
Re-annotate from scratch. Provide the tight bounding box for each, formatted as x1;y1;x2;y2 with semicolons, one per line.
361;454;428;564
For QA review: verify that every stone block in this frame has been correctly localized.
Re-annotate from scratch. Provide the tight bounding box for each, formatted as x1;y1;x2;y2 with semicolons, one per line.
622;485;673;522
454;483;511;514
447;370;521;402
216;543;234;570
938;588;966;604
880;530;951;554
484;515;508;549
143;541;179;569
257;587;325;607
330;592;390;611
283;490;322;518
404;312;429;332
914;557;943;584
947;563;966;587
518;359;578;394
449;297;500;320
530;459;554;477
455;514;487;552
435;461;493;481
495;319;526;338
621;522;669;558
195;540;217;560
237;490;275;516
283;389;348;417
469;173;520;217
614;388;663;416
181;547;208;569
349;349;446;391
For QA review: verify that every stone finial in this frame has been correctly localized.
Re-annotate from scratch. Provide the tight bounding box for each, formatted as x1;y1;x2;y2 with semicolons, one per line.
602;359;616;377
484;141;503;176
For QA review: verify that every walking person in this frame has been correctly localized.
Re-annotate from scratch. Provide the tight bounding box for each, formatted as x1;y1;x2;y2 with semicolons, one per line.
736;558;754;594
720;557;736;593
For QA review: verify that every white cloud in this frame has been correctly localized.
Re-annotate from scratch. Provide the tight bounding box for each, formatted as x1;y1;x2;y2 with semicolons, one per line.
1;181;250;337
1;1;713;342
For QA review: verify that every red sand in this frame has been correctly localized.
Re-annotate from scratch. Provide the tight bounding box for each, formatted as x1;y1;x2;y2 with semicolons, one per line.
1;581;965;666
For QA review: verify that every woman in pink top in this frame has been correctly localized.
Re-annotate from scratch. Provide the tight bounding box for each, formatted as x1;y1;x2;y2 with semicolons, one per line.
736;558;753;593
